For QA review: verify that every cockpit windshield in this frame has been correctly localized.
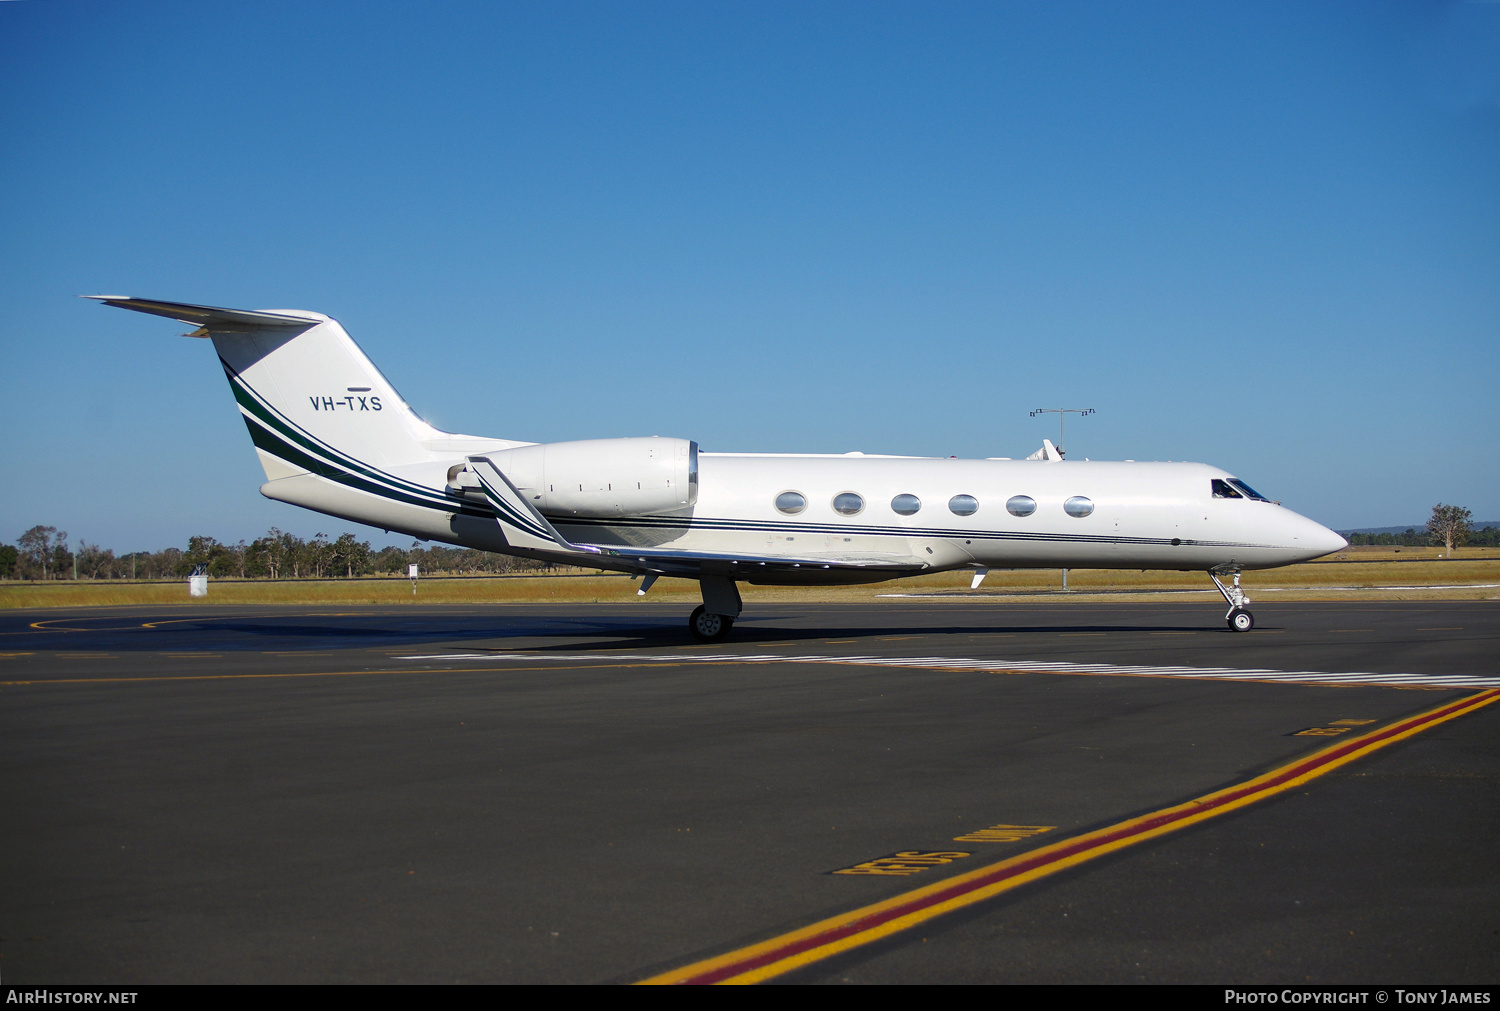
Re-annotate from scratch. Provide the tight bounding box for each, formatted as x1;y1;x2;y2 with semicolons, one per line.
1212;478;1272;501
1228;478;1270;502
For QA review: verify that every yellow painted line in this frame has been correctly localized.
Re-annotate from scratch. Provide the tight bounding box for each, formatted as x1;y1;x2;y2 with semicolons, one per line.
141;614;286;628
0;653;35;658
28;612;292;632
0;661;707;687
954;824;1054;844
637;688;1500;984
29;619;136;631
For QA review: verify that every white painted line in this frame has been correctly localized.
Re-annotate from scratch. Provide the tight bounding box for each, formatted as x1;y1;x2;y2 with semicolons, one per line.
395;652;1500;690
878;583;1500;597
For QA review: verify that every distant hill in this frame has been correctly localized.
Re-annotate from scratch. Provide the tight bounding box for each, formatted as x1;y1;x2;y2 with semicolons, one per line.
1336;521;1500;547
1337;522;1500;535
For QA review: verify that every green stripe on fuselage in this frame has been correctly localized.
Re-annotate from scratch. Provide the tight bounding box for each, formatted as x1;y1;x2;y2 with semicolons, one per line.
224;365;489;518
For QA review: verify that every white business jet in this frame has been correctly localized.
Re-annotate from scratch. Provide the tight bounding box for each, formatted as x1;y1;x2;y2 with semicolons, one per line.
88;297;1347;640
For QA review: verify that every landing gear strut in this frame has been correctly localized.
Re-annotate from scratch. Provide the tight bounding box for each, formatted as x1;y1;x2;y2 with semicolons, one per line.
1209;568;1254;632
688;575;743;643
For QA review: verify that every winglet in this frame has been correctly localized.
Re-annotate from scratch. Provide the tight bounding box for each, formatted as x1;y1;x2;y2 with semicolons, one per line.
466;456;600;556
1026;438;1065;462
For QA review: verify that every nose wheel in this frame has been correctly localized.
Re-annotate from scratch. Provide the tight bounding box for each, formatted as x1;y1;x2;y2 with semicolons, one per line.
689;604;735;643
1209;568;1255;633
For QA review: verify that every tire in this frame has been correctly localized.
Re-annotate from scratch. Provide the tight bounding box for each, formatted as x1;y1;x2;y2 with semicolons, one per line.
689;604;734;643
1228;608;1254;633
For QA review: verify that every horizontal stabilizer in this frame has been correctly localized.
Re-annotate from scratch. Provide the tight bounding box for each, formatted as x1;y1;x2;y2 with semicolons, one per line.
82;296;318;332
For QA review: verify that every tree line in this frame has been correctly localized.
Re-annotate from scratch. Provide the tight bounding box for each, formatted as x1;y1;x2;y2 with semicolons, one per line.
1343;527;1498;547
5;503;1491;580
0;526;562;581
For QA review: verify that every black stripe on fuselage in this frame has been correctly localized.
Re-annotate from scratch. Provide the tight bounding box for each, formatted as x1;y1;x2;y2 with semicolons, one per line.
547;513;1267;551
222;362;1268;554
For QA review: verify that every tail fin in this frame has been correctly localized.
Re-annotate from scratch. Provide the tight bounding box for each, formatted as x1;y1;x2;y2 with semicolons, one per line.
86;297;444;482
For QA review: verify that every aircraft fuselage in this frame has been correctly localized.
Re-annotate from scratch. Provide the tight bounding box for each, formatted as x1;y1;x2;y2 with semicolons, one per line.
553;453;1345;581
88;296;1347;636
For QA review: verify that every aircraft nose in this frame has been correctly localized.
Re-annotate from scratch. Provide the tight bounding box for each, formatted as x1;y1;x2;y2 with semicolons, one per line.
1315;525;1348;556
1296;516;1347;559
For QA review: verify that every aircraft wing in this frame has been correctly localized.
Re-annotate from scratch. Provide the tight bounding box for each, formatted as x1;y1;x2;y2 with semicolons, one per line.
586;543;928;577
466;456;927;577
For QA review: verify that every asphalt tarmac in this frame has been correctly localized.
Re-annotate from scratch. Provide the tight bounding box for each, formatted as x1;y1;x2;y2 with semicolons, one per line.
0;600;1496;984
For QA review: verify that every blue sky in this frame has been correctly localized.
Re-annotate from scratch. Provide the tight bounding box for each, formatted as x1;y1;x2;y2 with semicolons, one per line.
2;0;1497;552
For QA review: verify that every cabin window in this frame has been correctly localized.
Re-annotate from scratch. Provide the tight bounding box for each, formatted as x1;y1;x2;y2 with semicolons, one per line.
833;492;865;516
1006;495;1036;517
775;491;807;515
1228;478;1270;502
948;494;979;516
1064;496;1094;518
1211;479;1242;499
891;493;921;516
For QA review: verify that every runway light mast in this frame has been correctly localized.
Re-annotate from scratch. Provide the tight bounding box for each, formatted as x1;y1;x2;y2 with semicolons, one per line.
1029;407;1095;459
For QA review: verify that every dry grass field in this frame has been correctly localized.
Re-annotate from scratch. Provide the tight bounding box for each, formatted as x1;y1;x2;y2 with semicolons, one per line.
2;546;1496;609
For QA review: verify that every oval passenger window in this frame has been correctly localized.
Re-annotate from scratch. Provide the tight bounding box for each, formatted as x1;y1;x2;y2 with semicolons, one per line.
775;491;806;515
948;494;978;516
1064;496;1094;518
891;493;921;516
1006;495;1036;517
833;492;864;516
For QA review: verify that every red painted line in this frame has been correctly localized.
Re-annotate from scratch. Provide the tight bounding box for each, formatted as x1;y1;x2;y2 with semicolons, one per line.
654;688;1499;984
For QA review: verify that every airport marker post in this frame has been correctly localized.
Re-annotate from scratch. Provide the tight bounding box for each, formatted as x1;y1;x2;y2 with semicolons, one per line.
408;563;418;595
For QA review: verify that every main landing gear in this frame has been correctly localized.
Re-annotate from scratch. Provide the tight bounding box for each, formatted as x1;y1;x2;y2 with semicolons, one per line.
689;605;734;642
1209;567;1254;632
688;575;743;643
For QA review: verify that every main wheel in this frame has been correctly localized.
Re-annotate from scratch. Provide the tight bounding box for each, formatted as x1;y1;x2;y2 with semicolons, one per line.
1227;608;1254;633
689;604;734;643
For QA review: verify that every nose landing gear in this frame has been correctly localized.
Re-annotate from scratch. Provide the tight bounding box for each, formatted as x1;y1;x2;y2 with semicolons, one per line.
1209;567;1255;632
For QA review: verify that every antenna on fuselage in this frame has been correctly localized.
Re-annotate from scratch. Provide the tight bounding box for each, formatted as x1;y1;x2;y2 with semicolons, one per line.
1029;407;1095;459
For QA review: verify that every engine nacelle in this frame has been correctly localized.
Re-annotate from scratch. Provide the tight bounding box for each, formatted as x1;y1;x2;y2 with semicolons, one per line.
455;437;698;518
